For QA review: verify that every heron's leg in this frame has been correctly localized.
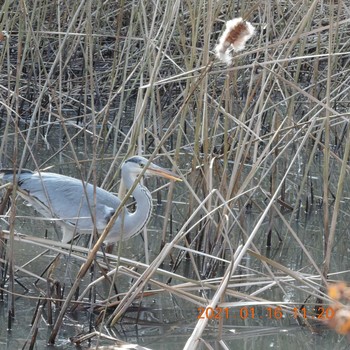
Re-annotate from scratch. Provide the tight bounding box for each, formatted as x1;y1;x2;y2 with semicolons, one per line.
96;243;119;294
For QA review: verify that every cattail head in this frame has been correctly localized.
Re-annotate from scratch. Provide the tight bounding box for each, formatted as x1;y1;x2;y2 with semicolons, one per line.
0;31;9;42
215;18;255;65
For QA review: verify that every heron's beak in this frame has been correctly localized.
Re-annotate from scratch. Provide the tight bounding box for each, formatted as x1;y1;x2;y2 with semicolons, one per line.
147;164;182;181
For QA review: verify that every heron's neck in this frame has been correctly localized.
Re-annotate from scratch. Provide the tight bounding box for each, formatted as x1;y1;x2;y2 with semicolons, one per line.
122;173;153;238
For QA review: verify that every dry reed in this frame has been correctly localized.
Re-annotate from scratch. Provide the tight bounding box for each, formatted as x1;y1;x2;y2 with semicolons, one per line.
0;0;350;349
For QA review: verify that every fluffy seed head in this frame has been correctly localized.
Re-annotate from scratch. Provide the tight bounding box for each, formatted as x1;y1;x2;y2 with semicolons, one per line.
215;18;255;65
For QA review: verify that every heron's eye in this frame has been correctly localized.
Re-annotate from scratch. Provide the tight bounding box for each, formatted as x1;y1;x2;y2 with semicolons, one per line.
139;163;144;168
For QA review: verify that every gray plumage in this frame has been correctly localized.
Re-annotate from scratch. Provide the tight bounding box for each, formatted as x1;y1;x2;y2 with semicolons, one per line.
0;156;180;244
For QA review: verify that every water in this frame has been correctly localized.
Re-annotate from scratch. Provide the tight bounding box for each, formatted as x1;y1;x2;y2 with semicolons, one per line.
1;210;350;349
1;126;350;349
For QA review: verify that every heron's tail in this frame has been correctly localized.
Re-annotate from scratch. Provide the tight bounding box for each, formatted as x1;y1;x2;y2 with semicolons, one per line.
0;169;33;182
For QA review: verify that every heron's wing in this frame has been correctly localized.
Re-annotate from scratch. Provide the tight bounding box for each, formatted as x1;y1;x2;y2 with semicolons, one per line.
2;171;121;231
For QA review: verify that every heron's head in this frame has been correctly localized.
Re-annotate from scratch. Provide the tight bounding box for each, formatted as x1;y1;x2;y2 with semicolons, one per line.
122;156;181;181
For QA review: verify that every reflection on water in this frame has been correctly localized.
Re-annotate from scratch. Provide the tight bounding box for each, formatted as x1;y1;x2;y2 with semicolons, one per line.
0;281;349;350
1;127;350;349
1;208;350;349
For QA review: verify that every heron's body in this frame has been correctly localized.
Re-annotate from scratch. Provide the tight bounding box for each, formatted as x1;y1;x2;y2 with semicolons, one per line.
0;156;180;244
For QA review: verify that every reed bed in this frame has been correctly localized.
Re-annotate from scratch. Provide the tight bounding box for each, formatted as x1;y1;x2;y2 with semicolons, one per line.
0;0;350;349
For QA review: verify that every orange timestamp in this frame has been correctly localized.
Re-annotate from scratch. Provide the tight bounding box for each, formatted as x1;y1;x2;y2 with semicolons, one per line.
197;306;336;320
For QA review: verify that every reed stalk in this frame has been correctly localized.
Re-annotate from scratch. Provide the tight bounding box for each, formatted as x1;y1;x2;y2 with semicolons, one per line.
1;0;350;348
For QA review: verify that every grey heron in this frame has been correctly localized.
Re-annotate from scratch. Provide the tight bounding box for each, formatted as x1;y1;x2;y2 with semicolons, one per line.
0;156;181;244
